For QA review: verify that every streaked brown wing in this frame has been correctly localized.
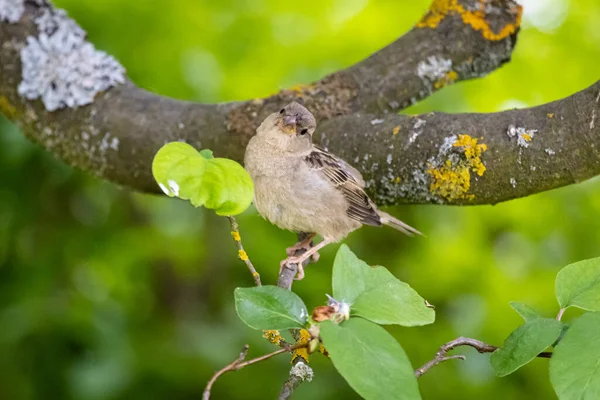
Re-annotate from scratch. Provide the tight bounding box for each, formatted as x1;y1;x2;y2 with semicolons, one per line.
305;147;381;227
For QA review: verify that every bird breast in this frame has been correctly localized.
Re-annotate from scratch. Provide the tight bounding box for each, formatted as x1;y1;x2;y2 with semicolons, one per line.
244;138;360;241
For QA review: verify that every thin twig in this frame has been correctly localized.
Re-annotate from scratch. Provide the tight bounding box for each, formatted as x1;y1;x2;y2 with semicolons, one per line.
227;216;261;286
415;336;553;377
226;217;294;348
415;337;497;378
203;343;307;400
278;358;311;400
556;307;566;321
278;374;303;400
275;232;316;397
277;232;314;289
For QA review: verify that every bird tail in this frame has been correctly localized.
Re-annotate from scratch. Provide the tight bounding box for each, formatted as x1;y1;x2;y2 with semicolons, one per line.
378;211;423;237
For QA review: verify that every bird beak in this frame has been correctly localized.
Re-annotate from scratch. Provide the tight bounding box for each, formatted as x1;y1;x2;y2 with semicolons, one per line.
283;115;296;128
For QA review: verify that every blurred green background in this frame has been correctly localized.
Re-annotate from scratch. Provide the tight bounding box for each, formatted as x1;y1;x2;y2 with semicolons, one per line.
1;0;599;399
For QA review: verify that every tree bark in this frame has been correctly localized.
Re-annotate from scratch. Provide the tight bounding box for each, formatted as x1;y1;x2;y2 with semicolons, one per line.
4;1;597;206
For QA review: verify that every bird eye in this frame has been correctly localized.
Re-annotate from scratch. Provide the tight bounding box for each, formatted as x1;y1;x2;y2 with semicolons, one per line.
279;109;285;114
300;129;308;135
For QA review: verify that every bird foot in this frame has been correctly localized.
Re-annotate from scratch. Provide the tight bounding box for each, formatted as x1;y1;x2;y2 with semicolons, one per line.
286;239;320;263
280;254;311;280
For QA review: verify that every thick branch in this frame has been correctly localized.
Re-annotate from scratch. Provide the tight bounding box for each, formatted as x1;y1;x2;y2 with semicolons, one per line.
317;80;600;205
0;0;523;205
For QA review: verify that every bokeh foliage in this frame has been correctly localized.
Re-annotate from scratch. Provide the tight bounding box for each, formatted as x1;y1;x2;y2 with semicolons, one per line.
1;0;600;399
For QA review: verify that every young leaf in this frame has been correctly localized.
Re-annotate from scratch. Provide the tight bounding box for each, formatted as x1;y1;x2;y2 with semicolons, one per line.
550;312;600;400
490;318;564;376
199;149;214;159
152;142;254;215
201;158;254;216
332;245;434;327
555;257;600;311
234;286;308;330
152;142;206;196
509;301;542;322
320;318;421;400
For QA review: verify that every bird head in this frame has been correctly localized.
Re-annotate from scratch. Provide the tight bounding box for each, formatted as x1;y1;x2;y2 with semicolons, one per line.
276;102;316;137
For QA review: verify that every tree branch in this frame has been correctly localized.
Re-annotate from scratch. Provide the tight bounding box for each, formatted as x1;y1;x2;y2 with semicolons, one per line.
277;360;313;400
0;0;528;206
415;336;552;378
202;343;308;400
272;233;316;397
318;80;600;205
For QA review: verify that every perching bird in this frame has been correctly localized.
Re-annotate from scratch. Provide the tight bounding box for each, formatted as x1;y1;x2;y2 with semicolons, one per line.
244;102;421;279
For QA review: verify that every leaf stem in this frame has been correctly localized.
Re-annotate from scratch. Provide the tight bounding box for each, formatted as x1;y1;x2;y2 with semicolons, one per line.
556;308;566;321
227;216;261;286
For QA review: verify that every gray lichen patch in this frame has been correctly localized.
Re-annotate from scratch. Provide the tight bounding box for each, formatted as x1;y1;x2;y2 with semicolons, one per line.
407;118;426;146
18;8;125;111
289;361;313;382
0;0;24;23
507;125;537;148
417;56;452;82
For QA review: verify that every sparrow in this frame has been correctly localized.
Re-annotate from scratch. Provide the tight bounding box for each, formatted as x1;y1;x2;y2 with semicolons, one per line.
244;102;421;279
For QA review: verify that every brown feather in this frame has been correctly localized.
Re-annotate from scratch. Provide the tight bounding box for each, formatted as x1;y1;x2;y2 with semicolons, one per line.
305;147;382;227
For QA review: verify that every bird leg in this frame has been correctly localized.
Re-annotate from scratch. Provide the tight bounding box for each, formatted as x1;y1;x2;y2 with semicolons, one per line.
280;238;332;280
286;233;317;259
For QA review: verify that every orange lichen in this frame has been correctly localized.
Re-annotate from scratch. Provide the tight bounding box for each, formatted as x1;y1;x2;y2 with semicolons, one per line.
427;160;474;201
427;134;488;201
392;126;401;135
416;0;522;41
263;330;285;346
417;0;451;28
285;83;315;98
238;250;248;261
547;113;554;119
230;231;241;241
292;329;311;363
454;134;487;176
318;345;329;357
434;70;458;89
521;133;532;142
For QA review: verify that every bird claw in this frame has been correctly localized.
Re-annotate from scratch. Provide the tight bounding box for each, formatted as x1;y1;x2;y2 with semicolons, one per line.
281;235;320;280
286;240;311;256
280;257;306;280
285;243;320;263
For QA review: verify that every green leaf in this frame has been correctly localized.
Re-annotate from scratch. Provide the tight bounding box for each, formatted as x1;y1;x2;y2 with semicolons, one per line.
332;245;434;327
234;286;308;330
555;257;600;311
199;149;214;159
509;301;542;322
320;318;420;400
152;142;253;215
490;318;564;376
152;142;205;195
550;312;600;400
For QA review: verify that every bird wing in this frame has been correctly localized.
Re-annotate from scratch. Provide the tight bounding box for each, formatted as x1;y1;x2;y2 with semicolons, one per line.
304;146;382;226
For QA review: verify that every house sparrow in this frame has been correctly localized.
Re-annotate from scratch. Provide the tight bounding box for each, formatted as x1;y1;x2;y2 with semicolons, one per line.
244;102;421;279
